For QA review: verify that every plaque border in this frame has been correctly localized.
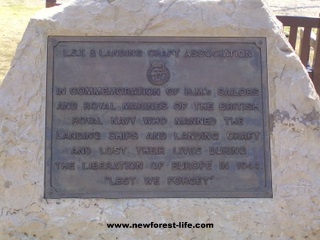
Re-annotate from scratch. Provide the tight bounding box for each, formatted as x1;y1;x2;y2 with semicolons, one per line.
45;36;272;199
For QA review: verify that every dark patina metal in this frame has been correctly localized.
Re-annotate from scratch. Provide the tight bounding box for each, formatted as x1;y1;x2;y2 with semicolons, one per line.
45;36;272;198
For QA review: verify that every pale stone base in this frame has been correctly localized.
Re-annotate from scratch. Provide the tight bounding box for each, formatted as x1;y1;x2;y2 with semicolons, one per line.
0;0;319;239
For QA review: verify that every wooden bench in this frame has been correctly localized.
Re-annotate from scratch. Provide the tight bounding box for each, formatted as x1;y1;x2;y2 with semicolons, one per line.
46;0;60;8
277;16;320;93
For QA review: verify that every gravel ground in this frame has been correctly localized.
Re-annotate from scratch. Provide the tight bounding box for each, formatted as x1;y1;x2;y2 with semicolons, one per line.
266;0;320;17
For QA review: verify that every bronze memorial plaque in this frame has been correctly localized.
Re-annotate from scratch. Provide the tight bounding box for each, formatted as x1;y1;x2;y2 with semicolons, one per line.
45;36;272;198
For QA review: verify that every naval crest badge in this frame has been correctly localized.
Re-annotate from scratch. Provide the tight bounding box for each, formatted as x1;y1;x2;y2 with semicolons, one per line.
147;60;170;85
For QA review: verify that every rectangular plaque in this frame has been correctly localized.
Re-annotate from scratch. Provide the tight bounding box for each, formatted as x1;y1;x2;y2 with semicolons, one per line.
45;36;272;198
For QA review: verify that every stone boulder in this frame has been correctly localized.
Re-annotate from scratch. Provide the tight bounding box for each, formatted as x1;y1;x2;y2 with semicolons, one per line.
0;0;319;239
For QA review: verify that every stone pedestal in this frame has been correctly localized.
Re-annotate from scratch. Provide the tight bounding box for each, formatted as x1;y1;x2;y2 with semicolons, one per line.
0;0;319;239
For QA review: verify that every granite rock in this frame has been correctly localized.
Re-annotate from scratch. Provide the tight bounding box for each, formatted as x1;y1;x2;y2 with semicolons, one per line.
0;0;319;239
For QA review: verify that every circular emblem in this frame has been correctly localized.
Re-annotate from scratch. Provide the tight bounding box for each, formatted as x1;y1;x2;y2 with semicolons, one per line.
147;61;170;86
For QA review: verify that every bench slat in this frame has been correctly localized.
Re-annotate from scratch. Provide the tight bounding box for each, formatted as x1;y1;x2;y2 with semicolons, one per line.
313;29;320;93
277;16;320;28
289;26;298;49
299;27;312;66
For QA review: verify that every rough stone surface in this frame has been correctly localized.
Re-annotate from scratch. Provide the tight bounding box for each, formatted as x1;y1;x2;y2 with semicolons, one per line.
0;0;320;239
